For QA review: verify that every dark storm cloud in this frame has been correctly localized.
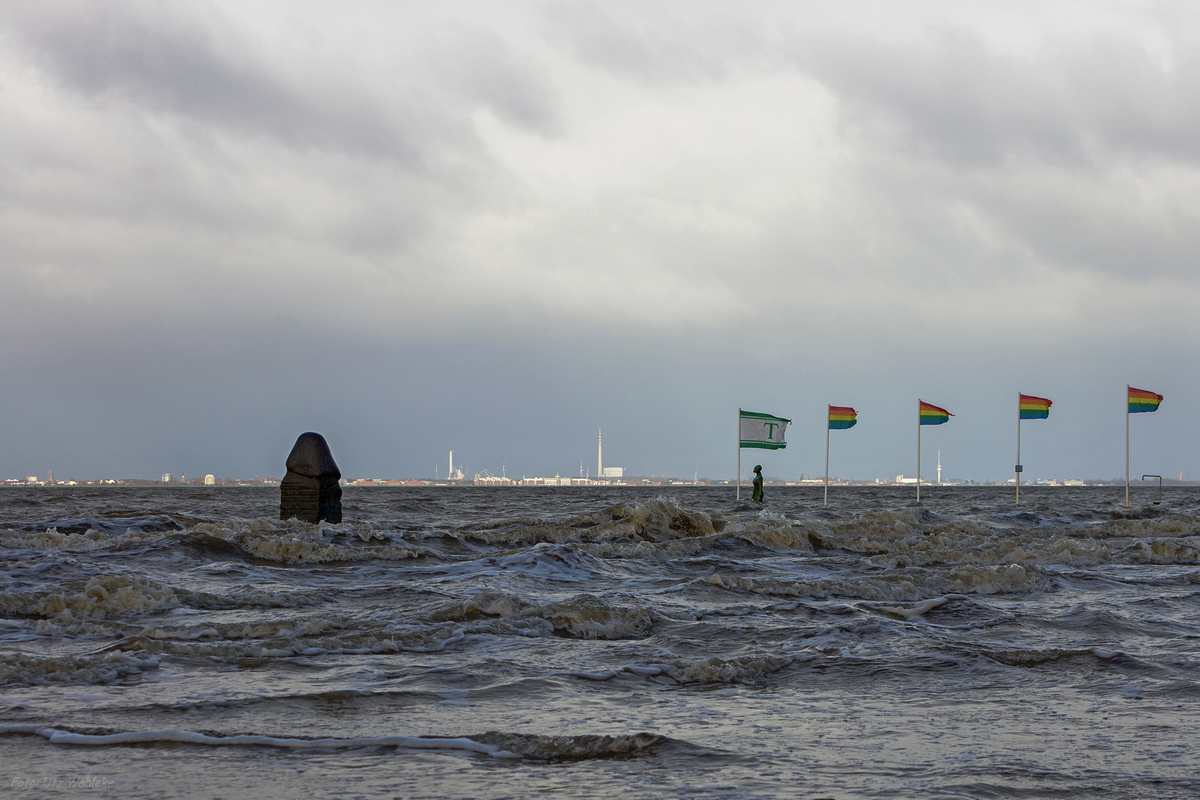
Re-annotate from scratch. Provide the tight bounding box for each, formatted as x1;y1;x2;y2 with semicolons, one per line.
0;2;1197;482
4;2;418;161
0;0;567;341
783;27;1200;282
3;1;560;164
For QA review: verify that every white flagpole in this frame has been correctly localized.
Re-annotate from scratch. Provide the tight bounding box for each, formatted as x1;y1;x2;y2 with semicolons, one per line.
1016;392;1022;506
824;407;830;506
916;399;922;503
736;408;741;501
1125;387;1130;507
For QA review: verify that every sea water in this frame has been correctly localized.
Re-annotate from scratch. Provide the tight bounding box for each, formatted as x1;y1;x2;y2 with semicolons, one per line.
2;485;1199;799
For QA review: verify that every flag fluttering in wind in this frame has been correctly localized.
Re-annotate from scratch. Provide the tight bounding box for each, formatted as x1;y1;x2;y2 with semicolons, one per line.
1125;386;1163;507
1019;395;1052;420
824;405;857;505
916;400;951;501
736;409;790;500
739;411;789;449
828;406;858;430
919;401;952;425
1128;387;1163;413
1016;393;1052;505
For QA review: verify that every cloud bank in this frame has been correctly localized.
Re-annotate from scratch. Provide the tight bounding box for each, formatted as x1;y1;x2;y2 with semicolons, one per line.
1;1;1197;482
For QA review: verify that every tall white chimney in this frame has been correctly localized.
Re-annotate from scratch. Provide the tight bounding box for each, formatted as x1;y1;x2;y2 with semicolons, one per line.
597;429;602;478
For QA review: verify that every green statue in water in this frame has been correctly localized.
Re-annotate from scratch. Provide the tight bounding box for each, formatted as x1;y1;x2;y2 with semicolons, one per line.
751;465;764;503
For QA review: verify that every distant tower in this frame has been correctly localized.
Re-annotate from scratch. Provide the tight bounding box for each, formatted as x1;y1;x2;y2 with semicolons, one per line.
937;450;942;485
598;429;603;477
47;470;53;485
449;450;454;481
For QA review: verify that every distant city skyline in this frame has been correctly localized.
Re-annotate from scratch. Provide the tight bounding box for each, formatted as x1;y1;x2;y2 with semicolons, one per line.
9;465;1194;488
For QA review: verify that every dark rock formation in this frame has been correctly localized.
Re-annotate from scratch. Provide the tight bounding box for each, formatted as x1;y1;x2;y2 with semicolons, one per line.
280;432;342;523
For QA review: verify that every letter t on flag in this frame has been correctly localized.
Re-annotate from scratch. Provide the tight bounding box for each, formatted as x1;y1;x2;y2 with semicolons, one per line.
737;410;790;499
740;411;790;449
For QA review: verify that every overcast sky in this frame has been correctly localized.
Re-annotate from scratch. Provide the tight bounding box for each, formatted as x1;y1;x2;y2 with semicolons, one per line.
2;0;1198;483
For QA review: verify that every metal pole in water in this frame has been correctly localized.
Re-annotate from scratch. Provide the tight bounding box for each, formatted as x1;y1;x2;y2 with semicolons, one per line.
824;408;830;506
1016;392;1022;506
736;409;741;501
916;399;921;504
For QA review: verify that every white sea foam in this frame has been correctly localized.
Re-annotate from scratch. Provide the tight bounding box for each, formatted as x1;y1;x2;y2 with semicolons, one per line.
0;725;517;757
430;589;655;639
186;520;422;564
1;574;179;621
877;596;951;618
703;562;1052;600
566;652;793;684
0;652;160;686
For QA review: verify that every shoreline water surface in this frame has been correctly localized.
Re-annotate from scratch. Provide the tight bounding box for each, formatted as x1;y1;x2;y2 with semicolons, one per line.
2;486;1199;798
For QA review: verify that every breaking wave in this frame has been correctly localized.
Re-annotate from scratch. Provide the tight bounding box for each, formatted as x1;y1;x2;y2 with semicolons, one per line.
0;725;670;761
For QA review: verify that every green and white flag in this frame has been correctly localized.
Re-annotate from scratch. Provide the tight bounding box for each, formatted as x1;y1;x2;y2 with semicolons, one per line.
739;410;790;450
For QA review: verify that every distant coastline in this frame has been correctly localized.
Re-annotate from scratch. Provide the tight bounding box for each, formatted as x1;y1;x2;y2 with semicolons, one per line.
7;477;1197;488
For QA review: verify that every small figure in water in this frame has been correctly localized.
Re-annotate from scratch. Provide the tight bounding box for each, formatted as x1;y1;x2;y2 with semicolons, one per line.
751;465;764;503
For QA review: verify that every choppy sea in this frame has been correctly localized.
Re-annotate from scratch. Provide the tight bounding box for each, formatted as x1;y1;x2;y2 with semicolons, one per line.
2;485;1200;799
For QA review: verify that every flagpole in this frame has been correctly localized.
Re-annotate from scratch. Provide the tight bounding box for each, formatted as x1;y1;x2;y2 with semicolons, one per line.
824;407;830;506
1125;388;1130;507
916;399;922;503
1016;392;1021;506
737;408;741;501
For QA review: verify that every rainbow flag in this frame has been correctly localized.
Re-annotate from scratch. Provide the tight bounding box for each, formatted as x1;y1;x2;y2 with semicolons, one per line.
1019;394;1052;420
1128;387;1163;413
919;401;952;425
828;406;857;430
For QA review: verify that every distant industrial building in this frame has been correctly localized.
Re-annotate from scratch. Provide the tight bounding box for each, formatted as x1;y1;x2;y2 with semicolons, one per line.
204;474;216;485
447;451;466;481
597;429;623;480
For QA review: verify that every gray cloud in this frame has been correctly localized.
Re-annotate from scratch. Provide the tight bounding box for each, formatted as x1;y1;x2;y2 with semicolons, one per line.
542;1;751;85
0;2;1197;482
773;26;1200;287
5;0;562;164
791;19;1200;166
6;2;420;161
